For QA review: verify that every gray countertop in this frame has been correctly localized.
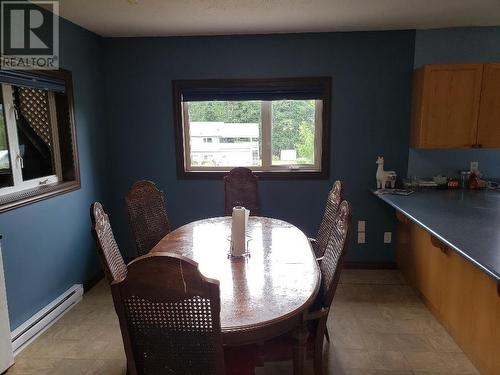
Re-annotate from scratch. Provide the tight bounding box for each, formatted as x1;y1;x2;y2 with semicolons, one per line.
375;189;500;281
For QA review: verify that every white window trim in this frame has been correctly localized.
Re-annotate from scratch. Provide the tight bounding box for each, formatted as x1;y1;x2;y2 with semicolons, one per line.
47;92;63;180
183;100;323;173
0;84;61;197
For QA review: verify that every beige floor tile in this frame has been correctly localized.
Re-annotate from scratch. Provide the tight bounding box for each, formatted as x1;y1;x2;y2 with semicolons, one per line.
377;302;433;320
363;333;433;352
367;351;411;371
359;316;441;335
327;368;412;375
255;360;315;375
439;353;479;374
4;358;60;375
426;333;462;353
16;338;81;359
348;301;386;320
49;359;126;375
339;270;405;285
40;321;94;341
395;333;435;352
329;348;373;370
404;351;452;372
327;313;360;333
331;327;366;350
90;359;127;375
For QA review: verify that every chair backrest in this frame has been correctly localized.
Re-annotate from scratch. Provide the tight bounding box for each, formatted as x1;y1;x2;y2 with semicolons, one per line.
317;200;351;309
126;180;171;256
314;180;343;258
224;167;259;216
111;253;225;375
90;202;127;283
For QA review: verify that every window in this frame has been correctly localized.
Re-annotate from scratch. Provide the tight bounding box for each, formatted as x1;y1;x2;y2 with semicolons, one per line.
0;69;80;212
173;77;330;179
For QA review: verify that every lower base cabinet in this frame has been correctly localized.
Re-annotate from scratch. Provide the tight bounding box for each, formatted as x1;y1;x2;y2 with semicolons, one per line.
396;215;500;375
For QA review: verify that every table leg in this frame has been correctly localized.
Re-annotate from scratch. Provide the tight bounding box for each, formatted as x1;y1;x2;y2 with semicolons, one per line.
293;322;309;375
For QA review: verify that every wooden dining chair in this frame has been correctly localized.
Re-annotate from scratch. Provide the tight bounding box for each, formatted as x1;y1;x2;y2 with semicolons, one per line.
110;252;226;375
90;202;128;283
126;180;171;257
224;167;259;216
310;180;343;259
261;200;352;375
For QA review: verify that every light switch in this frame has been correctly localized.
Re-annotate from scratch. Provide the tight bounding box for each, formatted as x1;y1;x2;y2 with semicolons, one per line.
358;220;366;232
384;232;392;243
358;232;366;244
470;161;479;172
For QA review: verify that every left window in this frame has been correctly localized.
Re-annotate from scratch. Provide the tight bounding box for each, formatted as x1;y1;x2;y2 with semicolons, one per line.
0;69;80;211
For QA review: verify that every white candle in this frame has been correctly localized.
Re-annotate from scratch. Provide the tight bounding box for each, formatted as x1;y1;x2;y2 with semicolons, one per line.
231;206;249;256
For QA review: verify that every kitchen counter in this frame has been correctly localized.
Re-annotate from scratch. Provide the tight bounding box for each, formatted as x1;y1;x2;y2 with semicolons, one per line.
375;189;500;281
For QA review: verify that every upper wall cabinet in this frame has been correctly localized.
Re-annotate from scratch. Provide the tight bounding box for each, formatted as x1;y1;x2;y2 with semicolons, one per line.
410;63;500;149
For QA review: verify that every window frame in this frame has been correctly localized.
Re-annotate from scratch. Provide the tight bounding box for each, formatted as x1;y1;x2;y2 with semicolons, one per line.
0;69;80;213
172;77;331;180
0;84;62;195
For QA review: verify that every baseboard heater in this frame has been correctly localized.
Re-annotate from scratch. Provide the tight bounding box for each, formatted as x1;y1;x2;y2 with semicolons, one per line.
11;284;83;355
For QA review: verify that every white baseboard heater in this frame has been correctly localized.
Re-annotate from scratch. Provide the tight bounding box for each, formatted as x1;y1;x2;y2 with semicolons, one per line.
11;284;83;355
0;237;14;373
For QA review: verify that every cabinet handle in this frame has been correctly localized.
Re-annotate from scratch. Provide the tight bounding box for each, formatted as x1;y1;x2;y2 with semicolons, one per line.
396;211;409;224
431;236;449;254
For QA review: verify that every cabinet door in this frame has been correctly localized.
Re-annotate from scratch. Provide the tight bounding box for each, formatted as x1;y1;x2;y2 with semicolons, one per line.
476;63;500;148
415;64;483;148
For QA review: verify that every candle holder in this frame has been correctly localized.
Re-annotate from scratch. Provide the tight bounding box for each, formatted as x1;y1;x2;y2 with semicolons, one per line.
227;236;252;259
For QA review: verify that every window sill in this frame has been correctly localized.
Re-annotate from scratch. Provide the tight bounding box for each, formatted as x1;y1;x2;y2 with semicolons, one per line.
178;169;328;180
0;180;80;213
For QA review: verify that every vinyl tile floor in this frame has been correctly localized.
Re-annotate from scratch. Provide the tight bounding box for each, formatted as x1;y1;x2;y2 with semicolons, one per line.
6;270;479;375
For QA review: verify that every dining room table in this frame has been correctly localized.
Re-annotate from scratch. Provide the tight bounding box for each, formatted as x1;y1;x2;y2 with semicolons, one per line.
150;216;321;374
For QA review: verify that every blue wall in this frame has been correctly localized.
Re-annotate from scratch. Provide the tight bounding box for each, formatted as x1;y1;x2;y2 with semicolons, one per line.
0;18;107;329
414;27;500;67
408;27;500;179
103;31;415;263
408;148;500;179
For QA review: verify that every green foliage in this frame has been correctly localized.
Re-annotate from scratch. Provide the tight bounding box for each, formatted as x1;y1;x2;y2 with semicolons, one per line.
0;118;7;151
297;122;314;163
187;99;316;164
271;100;315;157
0;116;9;169
188;101;261;123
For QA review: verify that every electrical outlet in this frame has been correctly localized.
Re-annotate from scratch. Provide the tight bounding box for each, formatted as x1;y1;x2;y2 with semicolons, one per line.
358;220;366;232
470;161;479;172
358;232;366;244
384;232;392;243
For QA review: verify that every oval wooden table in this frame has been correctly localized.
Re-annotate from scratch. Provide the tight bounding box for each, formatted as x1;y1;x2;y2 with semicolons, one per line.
151;216;321;374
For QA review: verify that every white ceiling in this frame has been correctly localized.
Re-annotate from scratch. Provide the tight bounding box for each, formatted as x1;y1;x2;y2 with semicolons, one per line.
43;0;500;37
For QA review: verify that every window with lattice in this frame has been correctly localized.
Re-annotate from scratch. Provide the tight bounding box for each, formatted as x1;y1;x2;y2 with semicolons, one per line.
0;69;80;211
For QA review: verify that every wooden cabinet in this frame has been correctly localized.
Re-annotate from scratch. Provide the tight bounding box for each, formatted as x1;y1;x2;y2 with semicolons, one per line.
396;218;500;375
410;63;500;149
477;63;500;148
